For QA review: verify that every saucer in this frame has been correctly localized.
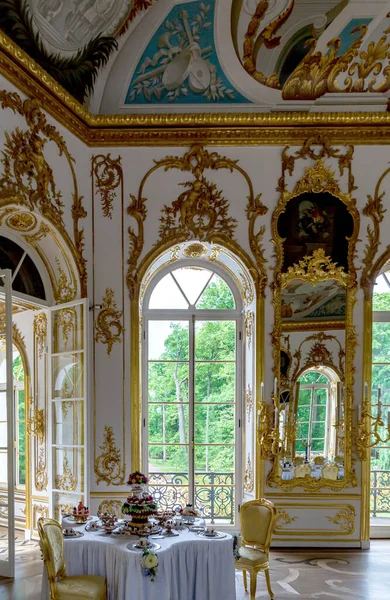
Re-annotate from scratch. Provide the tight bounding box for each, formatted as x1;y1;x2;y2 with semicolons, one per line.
63;531;84;538
163;530;179;537
127;541;161;551
85;522;101;533
197;531;226;539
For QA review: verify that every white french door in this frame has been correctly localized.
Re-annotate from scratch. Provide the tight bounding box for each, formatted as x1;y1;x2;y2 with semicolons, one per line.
47;299;88;520
143;313;242;526
0;269;15;577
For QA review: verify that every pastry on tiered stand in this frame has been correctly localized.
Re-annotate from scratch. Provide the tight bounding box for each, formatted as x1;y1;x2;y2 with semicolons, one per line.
179;504;201;524
72;501;89;523
122;472;157;528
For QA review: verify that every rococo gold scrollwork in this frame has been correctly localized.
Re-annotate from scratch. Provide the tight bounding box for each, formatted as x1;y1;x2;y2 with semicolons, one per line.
27;407;45;444
6;211;37;231
274;510;298;531
245;384;253;420
127;144;267;299
91;154;123;219
34;313;47;359
95;288;124;357
244;310;254;350
97;499;123;518
244;454;254;493
55;452;77;491
268;136;359;491
55;307;76;350
0;90;87;297
326;506;356;534
94;425;126;486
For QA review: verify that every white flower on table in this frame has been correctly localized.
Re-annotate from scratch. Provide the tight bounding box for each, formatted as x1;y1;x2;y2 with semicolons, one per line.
142;552;158;569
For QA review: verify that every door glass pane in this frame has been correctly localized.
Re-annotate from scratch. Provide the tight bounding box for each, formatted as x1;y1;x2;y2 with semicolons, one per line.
196;274;235;309
172;268;212;305
195;363;235;402
148;404;189;445
149;275;188;309
148;363;188;403
194;404;235;444
148;444;189;473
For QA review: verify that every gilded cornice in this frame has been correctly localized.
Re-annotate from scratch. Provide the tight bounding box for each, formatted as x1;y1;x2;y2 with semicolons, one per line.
2;32;390;146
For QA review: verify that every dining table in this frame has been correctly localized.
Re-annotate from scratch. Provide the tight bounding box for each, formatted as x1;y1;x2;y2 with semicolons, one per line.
41;517;236;600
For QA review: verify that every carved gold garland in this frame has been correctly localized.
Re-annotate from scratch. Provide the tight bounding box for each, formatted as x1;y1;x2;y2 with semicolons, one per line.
244;454;254;493
0;90;87;297
268;135;359;491
326;506;356;534
91;154;123;219
95;288;124;356
35;447;48;492
127;145;267;300
33;313;47;359
94;425;126;486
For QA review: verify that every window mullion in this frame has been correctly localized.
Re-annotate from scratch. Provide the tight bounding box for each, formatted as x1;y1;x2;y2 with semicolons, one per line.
189;315;195;506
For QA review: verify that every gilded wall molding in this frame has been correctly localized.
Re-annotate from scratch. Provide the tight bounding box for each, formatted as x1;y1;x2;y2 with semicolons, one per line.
245;384;253;421
273;503;356;536
326;505;356;535
33;313;47;359
244;310;254;350
3;33;390;146
91;154;123;219
127;145;266;300
95;288;124;356
26;407;44;445
94;425;126;486
274;509;298;531
55;453;77;492
244;454;254;493
268;135;359;491
35;447;48;492
361;166;390;296
0;89;87;297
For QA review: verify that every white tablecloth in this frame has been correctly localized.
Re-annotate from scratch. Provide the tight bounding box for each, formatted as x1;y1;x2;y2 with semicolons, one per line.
41;523;236;600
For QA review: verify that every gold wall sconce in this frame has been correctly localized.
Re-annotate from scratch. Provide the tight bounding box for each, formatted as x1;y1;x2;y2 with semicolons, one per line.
356;383;390;459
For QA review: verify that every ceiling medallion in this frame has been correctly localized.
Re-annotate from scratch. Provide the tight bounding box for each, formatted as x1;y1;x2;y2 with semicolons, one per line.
182;243;208;259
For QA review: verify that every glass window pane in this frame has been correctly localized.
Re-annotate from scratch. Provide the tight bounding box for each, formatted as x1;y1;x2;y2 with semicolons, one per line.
196;274;235;309
298;388;311;405
148;404;188;445
18;389;25;420
149;274;188;309
172;268;212;305
194;445;235;473
372;365;390;404
312;422;326;438
54;448;83;493
52;305;84;354
52;354;84;400
372;323;390;363
0;390;6;421
52;401;84;446
18;422;25;452
195;363;235;403
312;406;327;421
17;454;26;485
195;404;235;444
148;445;188;473
148;321;189;361
195;321;236;361
311;439;325;452
148;363;188;403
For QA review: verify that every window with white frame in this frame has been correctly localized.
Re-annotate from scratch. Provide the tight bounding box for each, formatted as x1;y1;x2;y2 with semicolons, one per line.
142;264;243;526
295;370;332;459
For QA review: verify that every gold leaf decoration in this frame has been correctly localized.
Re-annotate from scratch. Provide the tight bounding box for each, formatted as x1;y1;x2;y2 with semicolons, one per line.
240;272;255;307
244;454;254;493
274;510;298;531
291;332;345;383
27;407;44;444
6;212;37;231
35;447;48;492
208;245;221;262
281;249;349;288
91;154;123;219
55;260;77;303
55;307;76;350
293;160;341;197
244;310;255;350
95;288;124;356
97;499;123;518
182;242;208;258
326;506;356;534
245;384;253;421
55;452;77;491
34;313;47;359
94;425;125;486
0;91;87;296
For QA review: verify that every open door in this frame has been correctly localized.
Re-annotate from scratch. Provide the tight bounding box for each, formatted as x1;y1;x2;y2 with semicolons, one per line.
47;300;88;520
0;269;15;578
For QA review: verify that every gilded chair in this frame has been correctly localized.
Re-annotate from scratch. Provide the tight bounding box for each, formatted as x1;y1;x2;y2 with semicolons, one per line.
294;456;304;466
322;464;338;480
294;463;311;478
313;456;325;466
38;517;107;600
235;498;277;599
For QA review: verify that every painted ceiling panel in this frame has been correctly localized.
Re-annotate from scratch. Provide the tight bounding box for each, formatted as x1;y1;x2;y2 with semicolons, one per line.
125;1;250;104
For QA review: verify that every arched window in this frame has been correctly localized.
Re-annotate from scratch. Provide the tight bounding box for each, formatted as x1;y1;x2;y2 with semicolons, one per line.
0;236;46;300
143;263;243;525
295;368;339;460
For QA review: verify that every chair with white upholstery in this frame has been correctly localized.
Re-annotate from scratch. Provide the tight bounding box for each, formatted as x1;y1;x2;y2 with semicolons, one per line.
38;517;107;600
294;463;311;478
322;464;338;480
235;498;277;599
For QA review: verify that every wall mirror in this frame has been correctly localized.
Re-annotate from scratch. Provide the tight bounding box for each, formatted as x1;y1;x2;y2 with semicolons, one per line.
267;161;359;491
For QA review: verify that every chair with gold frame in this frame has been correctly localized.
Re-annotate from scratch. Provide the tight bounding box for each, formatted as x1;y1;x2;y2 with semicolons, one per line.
322;463;338;480
294;463;312;478
38;517;107;600
235;498;277;599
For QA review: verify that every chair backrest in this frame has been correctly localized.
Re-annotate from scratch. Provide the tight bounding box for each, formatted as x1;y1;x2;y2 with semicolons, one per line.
294;464;311;478
240;499;276;552
294;456;304;466
313;456;325;466
38;517;66;588
322;464;338;480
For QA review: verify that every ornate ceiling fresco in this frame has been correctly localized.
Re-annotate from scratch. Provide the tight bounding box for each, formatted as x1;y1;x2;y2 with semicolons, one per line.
2;0;390;112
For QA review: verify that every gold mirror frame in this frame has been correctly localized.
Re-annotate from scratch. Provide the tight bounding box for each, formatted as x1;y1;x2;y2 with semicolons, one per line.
267;158;359;491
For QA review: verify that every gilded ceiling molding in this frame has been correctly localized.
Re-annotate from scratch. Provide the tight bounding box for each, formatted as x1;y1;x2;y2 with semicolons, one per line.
3;33;390;146
94;425;126;486
291;332;345;384
361;166;390;296
127;145;266;299
326;505;355;535
242;0;294;89
91;154;123;219
0;89;87;297
33;313;47;359
95;288;124;357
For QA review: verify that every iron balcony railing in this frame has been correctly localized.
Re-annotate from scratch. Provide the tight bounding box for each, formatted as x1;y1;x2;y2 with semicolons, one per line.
148;471;235;524
370;469;390;517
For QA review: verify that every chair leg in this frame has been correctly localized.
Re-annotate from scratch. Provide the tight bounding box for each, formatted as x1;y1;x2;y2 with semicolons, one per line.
243;569;248;592
250;571;257;600
264;568;274;599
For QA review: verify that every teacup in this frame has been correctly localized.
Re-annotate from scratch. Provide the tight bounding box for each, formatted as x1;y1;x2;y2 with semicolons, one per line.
205;527;216;536
89;521;100;530
63;527;75;536
138;538;150;547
